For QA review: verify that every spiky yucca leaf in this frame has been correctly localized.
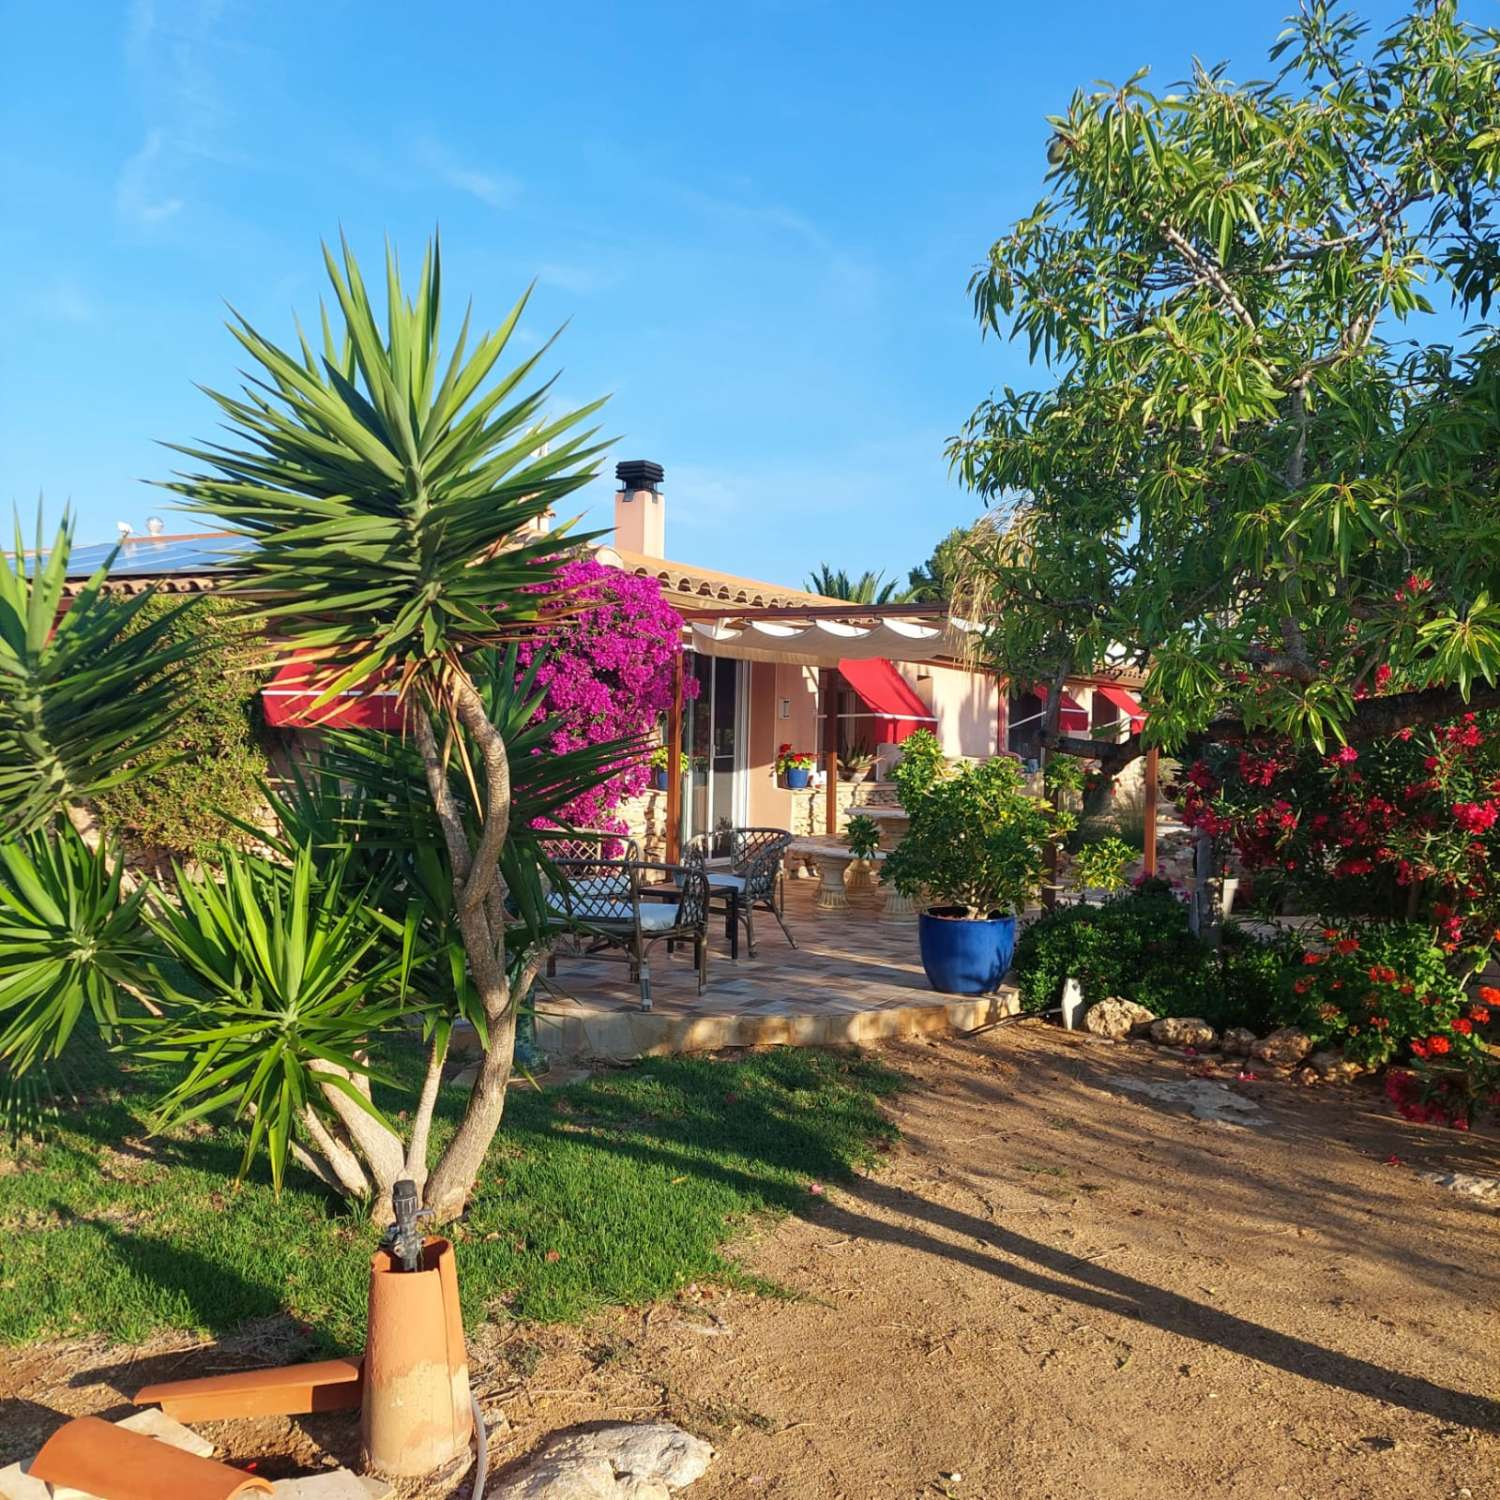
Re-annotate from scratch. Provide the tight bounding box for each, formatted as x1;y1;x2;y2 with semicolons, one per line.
0;822;154;1074
161;234;612;708
140;845;409;1192
0;513;201;835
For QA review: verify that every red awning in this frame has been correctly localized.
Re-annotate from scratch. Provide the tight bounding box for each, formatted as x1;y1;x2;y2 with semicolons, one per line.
1093;681;1147;732
261;656;405;732
1037;685;1089;734
837;658;936;743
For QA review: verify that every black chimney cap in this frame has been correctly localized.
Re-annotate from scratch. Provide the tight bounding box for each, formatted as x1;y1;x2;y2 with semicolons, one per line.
615;459;664;492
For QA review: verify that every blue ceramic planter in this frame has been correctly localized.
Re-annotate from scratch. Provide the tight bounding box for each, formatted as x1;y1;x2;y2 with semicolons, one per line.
784;767;812;789
652;769;669;791
917;907;1016;995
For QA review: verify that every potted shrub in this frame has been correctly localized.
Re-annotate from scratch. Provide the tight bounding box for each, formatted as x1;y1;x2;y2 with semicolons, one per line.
649;743;670;791
777;744;816;789
884;732;1068;995
839;742;876;783
844;812;882;890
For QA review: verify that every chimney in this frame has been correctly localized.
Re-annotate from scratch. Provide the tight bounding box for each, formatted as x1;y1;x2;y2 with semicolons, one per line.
613;459;666;559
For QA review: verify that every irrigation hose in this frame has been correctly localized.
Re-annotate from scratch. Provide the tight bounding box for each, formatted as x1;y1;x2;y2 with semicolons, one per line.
469;1390;488;1498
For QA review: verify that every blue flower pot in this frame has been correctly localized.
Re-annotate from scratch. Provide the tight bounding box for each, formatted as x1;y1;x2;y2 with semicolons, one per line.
917;907;1017;995
784;767;812;789
652;769;669;791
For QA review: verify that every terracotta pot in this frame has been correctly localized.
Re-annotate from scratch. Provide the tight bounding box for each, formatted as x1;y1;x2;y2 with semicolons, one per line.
31;1416;272;1499
360;1236;473;1478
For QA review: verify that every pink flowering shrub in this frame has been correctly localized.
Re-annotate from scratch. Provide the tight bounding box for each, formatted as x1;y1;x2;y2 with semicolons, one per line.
517;558;695;836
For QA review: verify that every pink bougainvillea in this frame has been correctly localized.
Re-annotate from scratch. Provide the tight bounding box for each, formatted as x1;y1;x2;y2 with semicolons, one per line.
517;558;695;836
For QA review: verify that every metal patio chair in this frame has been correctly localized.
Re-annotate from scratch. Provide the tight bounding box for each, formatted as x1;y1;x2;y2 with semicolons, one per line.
684;826;797;959
542;848;709;1011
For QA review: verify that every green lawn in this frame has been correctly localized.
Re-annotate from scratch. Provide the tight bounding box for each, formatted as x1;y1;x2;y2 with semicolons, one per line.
0;1045;900;1349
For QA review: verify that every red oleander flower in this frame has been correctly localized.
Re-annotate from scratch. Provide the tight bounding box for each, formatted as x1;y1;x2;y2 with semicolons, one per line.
1469;1004;1491;1024
1335;938;1360;955
1302;951;1324;965
1451;1018;1473;1035
1426;1035;1451;1055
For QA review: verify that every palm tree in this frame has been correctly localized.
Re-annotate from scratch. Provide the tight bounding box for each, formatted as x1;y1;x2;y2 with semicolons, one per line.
805;562;913;604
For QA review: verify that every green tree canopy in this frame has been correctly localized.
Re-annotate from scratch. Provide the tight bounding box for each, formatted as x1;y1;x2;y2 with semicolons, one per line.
904;520;1000;603
951;1;1500;765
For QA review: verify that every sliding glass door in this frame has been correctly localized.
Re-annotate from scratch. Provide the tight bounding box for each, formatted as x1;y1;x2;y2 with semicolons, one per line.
679;652;747;853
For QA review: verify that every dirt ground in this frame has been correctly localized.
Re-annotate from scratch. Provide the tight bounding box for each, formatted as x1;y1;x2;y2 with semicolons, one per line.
5;1023;1499;1499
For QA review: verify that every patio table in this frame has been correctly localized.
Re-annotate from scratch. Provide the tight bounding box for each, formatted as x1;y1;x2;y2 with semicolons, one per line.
786;836;887;912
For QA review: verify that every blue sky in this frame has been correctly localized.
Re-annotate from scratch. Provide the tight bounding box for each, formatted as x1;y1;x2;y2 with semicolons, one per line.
1;0;1419;588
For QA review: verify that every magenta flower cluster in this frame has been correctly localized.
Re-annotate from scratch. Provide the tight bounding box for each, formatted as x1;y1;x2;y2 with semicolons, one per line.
517;558;695;835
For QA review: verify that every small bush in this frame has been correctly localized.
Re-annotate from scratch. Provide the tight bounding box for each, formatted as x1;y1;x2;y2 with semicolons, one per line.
1014;890;1285;1031
1276;921;1488;1070
93;596;268;858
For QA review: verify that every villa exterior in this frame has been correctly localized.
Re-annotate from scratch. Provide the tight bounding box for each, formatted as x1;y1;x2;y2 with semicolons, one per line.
56;459;1145;859
594;461;1145;857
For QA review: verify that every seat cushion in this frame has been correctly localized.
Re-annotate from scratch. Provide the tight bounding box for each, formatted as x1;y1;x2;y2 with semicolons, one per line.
705;872;746;893
638;902;683;931
545;894;683;931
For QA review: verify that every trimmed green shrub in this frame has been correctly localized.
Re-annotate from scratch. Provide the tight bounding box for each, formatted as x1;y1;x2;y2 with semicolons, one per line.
1014;889;1286;1031
93;596;268;858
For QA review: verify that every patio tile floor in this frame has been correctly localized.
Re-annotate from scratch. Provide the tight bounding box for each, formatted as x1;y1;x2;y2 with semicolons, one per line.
532;877;1020;1061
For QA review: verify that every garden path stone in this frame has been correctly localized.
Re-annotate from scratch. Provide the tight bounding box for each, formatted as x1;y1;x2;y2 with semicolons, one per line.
270;1473;393;1498
1148;1016;1218;1049
1251;1027;1314;1066
0;1459;49;1500
1220;1027;1256;1056
492;1455;635;1499
1307;1048;1363;1082
1083;998;1154;1040
113;1407;215;1457
1115;1076;1267;1127
1419;1170;1500;1205
494;1422;713;1498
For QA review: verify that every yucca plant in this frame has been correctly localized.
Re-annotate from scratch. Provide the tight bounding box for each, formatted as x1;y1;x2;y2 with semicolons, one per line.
0;514;198;838
141;845;410;1194
0;515;196;1082
162;233;619;1219
0;822;154;1074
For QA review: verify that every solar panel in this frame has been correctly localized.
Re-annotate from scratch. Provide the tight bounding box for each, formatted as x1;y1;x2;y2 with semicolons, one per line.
56;533;252;579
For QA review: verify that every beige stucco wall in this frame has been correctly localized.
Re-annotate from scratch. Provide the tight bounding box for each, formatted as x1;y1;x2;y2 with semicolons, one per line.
896;661;999;759
745;660;820;829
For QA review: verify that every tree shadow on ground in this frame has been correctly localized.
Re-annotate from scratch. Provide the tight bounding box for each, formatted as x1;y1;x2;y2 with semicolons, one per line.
536;1034;1500;1435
